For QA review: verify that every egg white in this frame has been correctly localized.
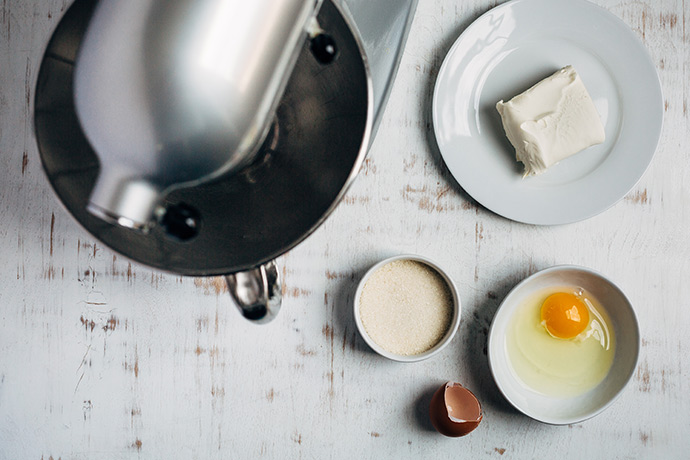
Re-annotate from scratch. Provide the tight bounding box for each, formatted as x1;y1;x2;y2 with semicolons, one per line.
506;286;615;398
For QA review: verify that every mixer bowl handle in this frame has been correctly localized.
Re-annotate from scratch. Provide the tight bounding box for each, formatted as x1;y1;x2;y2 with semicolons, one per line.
224;261;282;323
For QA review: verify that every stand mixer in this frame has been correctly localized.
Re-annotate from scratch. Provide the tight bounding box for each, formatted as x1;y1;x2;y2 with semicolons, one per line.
34;0;418;322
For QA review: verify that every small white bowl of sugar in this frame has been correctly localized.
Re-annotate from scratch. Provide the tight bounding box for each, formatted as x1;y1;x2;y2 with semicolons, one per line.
354;254;462;362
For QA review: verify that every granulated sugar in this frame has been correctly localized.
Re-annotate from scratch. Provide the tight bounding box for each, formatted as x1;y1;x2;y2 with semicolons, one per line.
359;260;453;356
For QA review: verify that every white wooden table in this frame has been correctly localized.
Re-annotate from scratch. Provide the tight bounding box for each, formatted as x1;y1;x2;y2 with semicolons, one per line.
1;0;688;458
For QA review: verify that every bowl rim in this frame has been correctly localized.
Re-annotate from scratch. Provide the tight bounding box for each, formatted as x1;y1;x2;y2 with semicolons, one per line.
487;264;641;425
353;254;462;363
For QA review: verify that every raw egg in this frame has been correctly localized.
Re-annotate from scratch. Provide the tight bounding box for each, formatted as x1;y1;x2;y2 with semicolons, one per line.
429;382;482;437
506;286;615;397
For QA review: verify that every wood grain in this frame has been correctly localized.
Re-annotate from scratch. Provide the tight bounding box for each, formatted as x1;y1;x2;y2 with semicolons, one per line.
1;0;689;458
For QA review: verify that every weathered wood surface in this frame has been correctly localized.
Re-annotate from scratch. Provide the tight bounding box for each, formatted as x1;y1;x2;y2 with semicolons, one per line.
1;0;688;458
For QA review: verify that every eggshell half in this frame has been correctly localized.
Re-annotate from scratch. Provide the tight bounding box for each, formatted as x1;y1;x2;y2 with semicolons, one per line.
429;381;482;437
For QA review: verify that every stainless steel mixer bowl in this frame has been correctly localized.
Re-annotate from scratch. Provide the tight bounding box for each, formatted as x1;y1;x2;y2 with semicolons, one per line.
35;0;372;282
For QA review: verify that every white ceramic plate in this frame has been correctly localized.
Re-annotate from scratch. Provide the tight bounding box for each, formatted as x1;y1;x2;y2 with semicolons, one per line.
432;0;663;225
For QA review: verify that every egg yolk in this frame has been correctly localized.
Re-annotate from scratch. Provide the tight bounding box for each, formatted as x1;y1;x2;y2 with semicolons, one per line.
540;292;590;339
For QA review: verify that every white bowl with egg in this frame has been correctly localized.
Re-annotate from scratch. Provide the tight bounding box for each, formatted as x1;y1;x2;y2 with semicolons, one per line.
488;265;640;425
354;255;461;363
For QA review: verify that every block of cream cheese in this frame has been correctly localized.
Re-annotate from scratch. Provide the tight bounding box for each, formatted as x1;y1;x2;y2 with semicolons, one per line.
496;66;605;176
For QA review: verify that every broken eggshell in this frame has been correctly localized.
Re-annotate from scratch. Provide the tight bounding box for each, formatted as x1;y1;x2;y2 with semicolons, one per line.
429;381;482;437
